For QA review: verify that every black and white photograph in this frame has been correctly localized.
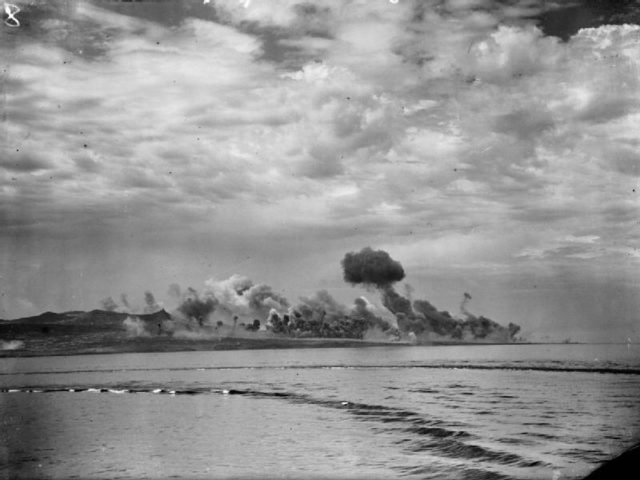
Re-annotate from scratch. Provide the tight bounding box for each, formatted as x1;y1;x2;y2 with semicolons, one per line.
1;0;639;478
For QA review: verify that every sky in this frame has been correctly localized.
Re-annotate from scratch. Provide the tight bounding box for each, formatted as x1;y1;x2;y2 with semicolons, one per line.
1;0;639;342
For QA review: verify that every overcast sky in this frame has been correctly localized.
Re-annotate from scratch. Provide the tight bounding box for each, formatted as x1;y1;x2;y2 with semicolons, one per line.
1;0;639;342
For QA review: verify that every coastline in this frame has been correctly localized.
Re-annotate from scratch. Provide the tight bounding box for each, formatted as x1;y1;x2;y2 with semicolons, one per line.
0;336;409;358
0;335;534;359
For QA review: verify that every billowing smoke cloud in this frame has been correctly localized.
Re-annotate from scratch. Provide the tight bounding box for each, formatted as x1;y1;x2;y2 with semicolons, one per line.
204;275;289;325
118;247;520;344
395;290;519;342
100;296;118;312
267;291;395;339
342;247;520;342
176;287;218;327
144;291;160;314
123;316;151;338
341;247;410;335
342;247;405;288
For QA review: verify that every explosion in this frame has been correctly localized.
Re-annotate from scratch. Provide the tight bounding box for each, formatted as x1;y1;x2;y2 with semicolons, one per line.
341;247;520;343
115;247;520;343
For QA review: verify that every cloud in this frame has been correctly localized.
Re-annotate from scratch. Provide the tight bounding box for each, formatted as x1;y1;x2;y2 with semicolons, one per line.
0;152;52;172
1;0;639;334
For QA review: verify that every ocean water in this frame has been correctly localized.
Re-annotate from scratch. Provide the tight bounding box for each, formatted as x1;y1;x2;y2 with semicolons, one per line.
1;344;639;479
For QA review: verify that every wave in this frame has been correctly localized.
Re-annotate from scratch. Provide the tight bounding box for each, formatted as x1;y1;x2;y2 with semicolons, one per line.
0;385;547;469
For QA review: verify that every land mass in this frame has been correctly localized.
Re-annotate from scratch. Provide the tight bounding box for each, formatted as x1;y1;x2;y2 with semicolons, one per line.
0;309;402;357
0;309;516;358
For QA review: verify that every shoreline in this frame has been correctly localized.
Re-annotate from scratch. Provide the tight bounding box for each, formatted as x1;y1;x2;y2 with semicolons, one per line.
0;336;532;359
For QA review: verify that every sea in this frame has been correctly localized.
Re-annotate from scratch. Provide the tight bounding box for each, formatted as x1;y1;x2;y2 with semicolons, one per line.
1;344;639;480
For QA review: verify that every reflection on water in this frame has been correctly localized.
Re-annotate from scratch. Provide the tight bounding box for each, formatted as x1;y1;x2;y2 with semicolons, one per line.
1;344;639;479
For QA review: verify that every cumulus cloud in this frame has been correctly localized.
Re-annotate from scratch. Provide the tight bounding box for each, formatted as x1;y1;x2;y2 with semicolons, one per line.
1;0;639;336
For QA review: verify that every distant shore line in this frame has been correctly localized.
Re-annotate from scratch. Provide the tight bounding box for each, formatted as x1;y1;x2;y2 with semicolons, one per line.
0;336;525;358
1;336;634;359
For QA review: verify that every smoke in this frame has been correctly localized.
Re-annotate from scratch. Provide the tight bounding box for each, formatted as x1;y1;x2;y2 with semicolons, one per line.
1;339;24;350
144;291;160;314
297;290;346;325
341;247;405;288
176;287;218;327
341;247;520;342
100;296;118;312
381;285;413;317
404;283;414;302
111;246;521;344
120;294;132;312
460;292;472;318
273;291;396;339
203;275;289;324
123;316;151;337
352;297;395;332
246;284;289;319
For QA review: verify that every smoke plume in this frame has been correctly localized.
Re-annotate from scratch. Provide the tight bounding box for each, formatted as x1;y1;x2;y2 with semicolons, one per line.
341;247;520;342
144;291;160;314
123;316;151;337
176;287;218;327
204;275;289;323
460;292;472;318
120;294;132;312
342;247;405;288
117;247;520;343
100;296;118;312
1;339;25;350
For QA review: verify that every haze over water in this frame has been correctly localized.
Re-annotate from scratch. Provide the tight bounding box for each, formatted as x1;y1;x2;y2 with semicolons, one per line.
2;343;639;479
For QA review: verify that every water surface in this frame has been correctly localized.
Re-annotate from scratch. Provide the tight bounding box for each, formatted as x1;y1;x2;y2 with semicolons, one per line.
1;344;639;479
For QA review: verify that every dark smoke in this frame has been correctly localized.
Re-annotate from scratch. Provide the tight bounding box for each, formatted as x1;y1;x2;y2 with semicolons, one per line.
100;296;118;312
381;285;413;317
352;297;394;333
341;247;405;288
341;247;519;342
144;291;160;314
265;291;394;339
460;292;472;318
177;287;218;327
245;284;289;319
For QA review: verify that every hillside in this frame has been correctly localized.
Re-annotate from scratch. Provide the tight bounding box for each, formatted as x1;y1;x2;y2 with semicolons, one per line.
0;309;406;357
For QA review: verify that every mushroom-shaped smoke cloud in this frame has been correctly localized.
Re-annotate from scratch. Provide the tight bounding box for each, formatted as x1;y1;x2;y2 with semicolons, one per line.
341;247;405;288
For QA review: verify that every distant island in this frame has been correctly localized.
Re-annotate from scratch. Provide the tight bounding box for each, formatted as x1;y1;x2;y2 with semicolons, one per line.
0;307;524;358
0;248;521;357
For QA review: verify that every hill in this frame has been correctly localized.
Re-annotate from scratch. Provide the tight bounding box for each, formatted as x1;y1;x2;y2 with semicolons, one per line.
0;309;406;357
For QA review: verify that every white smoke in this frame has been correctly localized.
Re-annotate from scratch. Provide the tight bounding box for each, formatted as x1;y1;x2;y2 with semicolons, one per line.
123;316;151;337
0;339;24;350
204;275;289;323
